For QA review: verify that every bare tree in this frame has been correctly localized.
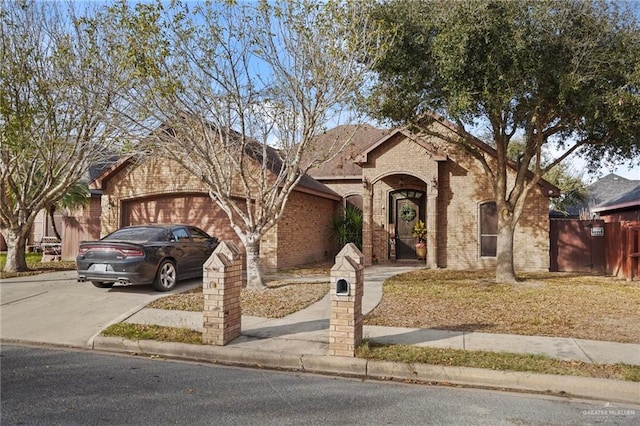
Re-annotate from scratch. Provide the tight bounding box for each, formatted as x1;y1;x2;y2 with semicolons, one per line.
0;0;129;272
99;0;387;288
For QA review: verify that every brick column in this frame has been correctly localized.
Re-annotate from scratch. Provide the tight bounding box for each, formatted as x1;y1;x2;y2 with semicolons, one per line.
362;181;373;266
329;243;364;357
427;182;438;268
202;241;243;346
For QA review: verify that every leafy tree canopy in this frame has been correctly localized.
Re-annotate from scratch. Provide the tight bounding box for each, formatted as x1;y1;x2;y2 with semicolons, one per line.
368;0;640;173
366;0;640;282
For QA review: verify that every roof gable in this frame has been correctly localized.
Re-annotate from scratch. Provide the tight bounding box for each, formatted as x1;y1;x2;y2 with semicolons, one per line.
354;128;447;164
310;117;560;197
90;121;340;201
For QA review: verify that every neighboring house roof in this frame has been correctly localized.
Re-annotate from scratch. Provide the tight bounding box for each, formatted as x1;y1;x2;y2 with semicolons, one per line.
591;183;640;213
586;173;640;208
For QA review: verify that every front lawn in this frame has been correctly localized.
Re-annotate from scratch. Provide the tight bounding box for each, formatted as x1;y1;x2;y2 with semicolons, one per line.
149;282;330;318
364;269;640;343
105;267;640;381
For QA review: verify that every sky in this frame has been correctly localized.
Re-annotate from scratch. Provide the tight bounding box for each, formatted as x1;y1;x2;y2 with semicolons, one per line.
581;160;639;183
62;0;640;184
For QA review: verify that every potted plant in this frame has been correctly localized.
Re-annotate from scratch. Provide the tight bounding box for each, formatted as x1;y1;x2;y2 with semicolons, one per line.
412;220;428;260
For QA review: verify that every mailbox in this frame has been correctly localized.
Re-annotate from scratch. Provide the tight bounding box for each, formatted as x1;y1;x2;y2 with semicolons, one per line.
336;278;350;296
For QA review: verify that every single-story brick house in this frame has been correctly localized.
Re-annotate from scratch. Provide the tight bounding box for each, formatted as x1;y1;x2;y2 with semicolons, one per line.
308;119;559;270
63;118;559;271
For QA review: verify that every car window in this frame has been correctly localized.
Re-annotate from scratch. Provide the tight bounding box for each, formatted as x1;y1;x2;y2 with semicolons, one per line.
104;227;166;242
188;227;212;243
172;227;191;242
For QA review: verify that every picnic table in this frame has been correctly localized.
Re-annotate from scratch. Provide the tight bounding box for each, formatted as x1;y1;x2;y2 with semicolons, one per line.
35;237;62;261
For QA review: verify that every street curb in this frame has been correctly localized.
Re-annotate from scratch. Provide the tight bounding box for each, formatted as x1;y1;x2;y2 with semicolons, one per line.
366;360;640;404
92;336;640;405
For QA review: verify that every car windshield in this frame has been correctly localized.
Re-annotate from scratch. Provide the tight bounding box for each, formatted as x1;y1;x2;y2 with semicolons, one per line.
103;227;167;243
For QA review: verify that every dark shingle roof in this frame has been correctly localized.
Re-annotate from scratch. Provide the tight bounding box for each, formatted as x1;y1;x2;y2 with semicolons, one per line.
306;125;390;179
592;183;640;212
587;173;640;207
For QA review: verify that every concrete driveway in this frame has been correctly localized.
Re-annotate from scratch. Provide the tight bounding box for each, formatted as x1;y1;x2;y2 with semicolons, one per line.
1;270;200;348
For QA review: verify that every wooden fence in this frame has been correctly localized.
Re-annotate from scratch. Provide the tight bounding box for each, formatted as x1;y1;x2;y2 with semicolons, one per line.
61;216;101;261
549;219;605;274
550;219;639;281
605;221;640;281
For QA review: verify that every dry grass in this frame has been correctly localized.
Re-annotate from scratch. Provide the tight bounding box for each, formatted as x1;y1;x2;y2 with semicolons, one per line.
364;269;640;343
110;266;640;381
150;267;640;343
149;261;332;317
100;323;640;382
149;281;330;318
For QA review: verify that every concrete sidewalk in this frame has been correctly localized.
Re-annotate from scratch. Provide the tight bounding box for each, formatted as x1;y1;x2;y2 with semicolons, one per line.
97;264;640;404
121;264;640;366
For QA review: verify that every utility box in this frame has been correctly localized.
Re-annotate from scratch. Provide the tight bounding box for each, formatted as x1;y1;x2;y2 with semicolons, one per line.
329;243;364;357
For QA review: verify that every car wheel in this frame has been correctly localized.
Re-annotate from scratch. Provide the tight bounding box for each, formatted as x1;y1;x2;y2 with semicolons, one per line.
153;259;177;292
91;281;114;288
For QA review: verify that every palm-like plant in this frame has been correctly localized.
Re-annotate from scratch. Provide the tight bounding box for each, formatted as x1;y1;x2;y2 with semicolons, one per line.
331;205;363;250
46;182;90;240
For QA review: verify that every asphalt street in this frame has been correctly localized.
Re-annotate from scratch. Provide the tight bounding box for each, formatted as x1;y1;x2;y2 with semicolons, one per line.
3;344;638;426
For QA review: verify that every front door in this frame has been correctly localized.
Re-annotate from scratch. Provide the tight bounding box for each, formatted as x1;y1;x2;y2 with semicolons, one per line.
396;198;420;259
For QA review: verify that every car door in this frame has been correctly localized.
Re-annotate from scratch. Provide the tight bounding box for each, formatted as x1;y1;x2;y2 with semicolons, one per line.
170;226;195;276
187;226;217;272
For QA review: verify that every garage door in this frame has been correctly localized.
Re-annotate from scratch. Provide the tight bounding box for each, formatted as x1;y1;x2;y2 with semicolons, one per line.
121;194;239;244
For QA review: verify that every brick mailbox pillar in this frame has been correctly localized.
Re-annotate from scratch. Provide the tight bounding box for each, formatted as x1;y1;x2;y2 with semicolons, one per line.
329;243;364;357
202;241;243;346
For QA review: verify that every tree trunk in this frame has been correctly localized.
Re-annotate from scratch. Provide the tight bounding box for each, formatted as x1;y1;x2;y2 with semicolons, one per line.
48;206;61;241
3;227;29;273
495;211;517;283
245;239;265;290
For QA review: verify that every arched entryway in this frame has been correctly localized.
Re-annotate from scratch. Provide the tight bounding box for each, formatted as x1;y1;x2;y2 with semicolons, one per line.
390;190;426;259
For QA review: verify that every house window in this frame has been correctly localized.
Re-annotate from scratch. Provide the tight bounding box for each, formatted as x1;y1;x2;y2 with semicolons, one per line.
345;194;363;212
480;202;497;257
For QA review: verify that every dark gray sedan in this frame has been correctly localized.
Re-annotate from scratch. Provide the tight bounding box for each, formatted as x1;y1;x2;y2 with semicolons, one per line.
77;224;219;291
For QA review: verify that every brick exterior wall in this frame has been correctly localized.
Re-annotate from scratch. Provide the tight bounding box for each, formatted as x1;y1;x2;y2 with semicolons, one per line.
321;127;551;272
98;156;339;271
272;190;340;270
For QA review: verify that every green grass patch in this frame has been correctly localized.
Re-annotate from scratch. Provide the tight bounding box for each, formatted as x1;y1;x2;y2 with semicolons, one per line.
356;340;640;382
102;323;203;345
100;324;640;382
0;252;76;278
